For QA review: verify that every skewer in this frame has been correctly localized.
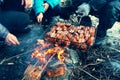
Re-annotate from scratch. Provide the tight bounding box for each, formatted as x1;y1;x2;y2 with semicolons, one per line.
37;54;56;79
0;49;34;65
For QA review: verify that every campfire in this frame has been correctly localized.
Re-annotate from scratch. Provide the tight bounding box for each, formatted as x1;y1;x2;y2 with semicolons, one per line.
23;22;96;80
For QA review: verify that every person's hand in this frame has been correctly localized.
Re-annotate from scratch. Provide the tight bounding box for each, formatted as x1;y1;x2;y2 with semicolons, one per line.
5;33;20;45
37;13;43;23
21;0;33;9
36;3;49;23
76;3;90;17
43;3;49;12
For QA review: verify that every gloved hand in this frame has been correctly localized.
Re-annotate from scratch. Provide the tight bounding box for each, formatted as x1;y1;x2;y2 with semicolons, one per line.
76;3;90;17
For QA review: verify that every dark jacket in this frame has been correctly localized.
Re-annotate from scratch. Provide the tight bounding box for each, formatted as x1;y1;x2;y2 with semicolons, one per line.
89;0;116;11
0;0;9;39
0;24;9;39
78;0;116;11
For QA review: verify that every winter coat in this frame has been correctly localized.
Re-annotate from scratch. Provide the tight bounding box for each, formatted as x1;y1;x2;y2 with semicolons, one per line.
0;24;9;39
33;0;60;15
89;0;117;11
0;2;8;39
78;0;117;11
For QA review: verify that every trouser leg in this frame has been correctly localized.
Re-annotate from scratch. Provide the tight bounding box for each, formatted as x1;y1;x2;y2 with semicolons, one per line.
0;11;30;34
97;0;120;38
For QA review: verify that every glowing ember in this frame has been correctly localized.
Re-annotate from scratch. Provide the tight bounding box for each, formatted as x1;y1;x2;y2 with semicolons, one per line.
24;65;42;80
46;65;66;77
31;50;46;64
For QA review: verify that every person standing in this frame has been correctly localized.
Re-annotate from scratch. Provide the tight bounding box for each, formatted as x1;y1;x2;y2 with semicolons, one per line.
76;0;120;38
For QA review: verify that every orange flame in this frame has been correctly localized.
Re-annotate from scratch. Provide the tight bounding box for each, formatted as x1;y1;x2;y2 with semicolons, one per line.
45;47;64;62
31;46;65;63
31;50;46;64
57;50;64;62
44;47;65;62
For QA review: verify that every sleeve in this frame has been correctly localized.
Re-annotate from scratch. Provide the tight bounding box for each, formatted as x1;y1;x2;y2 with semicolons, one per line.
47;0;60;8
33;0;45;15
89;0;107;11
0;24;9;39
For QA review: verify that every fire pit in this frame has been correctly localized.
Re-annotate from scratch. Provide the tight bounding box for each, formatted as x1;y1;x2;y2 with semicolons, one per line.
23;22;96;80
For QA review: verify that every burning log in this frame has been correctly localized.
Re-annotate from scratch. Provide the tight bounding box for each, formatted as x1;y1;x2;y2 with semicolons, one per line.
46;65;66;77
23;23;96;80
24;65;42;80
24;51;67;80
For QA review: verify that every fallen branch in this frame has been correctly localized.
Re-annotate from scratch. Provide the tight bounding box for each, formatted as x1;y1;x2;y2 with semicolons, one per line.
79;68;100;80
109;47;120;53
0;49;34;65
82;62;102;69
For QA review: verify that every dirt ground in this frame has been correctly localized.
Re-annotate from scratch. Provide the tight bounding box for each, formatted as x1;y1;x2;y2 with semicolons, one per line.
0;12;120;80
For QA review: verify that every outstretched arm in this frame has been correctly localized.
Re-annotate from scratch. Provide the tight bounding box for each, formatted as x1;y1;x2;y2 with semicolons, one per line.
0;24;20;45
